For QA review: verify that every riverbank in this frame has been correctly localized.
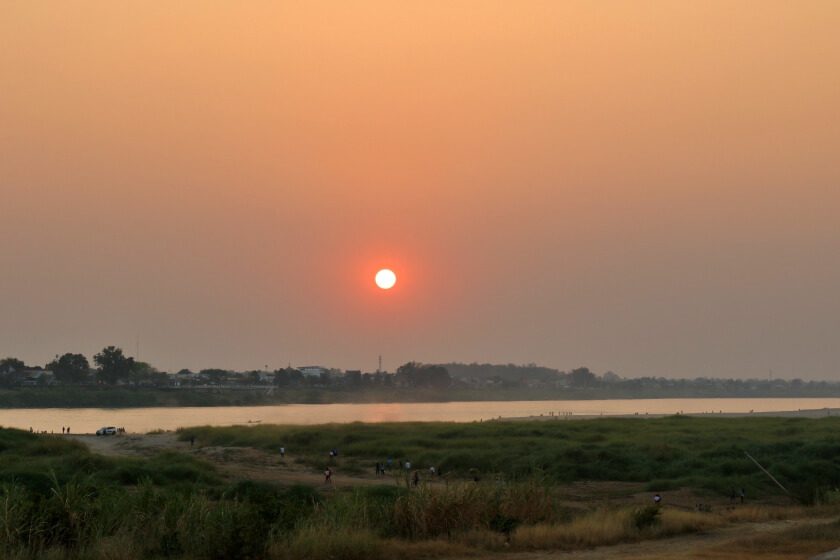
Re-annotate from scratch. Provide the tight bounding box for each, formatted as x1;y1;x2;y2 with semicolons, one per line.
503;406;840;421
5;421;840;559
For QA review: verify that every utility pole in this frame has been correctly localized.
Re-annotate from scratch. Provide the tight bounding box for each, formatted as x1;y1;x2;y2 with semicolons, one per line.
378;355;382;374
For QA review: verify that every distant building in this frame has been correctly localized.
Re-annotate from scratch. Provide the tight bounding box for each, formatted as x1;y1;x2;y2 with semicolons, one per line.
297;366;328;378
20;370;55;387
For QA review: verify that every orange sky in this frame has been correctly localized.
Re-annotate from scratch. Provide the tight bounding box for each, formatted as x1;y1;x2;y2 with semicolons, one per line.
2;2;839;377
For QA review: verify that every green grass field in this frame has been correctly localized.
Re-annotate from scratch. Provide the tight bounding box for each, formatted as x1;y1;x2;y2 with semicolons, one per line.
180;416;840;500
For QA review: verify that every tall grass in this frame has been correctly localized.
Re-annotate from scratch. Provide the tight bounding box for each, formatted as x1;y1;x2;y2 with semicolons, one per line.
390;479;561;539
269;527;384;560
510;507;723;550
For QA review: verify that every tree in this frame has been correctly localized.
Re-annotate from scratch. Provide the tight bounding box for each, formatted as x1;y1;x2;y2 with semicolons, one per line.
0;357;28;387
241;371;261;385
567;367;598;388
396;362;451;390
47;353;90;383
274;368;303;387
94;346;135;385
0;357;26;374
200;369;230;384
344;370;362;387
131;361;158;381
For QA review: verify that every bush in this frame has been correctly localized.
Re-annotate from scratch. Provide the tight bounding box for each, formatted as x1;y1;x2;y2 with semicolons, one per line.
631;505;661;530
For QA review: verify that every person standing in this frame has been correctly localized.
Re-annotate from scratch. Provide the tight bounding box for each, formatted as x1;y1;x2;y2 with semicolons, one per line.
280;446;285;458
324;467;332;484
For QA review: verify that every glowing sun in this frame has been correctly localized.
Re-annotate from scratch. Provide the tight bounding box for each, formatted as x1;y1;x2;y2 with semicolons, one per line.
375;268;397;290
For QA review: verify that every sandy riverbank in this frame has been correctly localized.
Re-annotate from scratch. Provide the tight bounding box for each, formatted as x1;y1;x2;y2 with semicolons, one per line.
498;407;840;422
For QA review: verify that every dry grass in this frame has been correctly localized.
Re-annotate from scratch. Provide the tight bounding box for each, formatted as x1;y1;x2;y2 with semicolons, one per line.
696;518;840;560
268;527;384;560
511;507;723;551
83;532;142;560
657;508;724;536
721;505;804;523
391;481;561;540
383;538;479;559
512;508;632;550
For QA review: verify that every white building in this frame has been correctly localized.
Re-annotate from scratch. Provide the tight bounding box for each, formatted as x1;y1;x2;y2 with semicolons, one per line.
297;366;328;378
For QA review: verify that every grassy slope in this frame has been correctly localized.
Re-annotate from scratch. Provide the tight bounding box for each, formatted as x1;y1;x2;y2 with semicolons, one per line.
0;427;220;492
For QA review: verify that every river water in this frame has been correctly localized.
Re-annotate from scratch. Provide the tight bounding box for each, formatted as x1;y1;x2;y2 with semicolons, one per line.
4;398;840;434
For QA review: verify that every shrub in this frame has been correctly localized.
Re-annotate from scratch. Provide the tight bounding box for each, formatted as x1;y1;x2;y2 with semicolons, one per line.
631;505;660;530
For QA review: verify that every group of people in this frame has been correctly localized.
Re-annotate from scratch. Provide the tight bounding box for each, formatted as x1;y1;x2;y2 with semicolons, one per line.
308;449;443;487
730;488;746;504
28;427;72;434
652;488;746;508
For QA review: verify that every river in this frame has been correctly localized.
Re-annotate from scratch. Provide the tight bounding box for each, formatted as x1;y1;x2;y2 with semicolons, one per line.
4;398;840;434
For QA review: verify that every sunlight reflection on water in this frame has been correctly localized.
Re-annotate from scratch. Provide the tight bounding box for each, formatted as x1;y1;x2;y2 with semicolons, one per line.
3;398;840;434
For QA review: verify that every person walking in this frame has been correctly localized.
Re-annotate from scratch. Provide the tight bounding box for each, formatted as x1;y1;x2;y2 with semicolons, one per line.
412;470;420;487
324;467;332;484
280;446;285;458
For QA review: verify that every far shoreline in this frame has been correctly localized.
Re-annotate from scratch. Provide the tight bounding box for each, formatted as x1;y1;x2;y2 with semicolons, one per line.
499;406;840;423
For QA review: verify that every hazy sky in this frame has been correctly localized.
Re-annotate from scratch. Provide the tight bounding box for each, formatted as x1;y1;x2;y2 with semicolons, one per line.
2;2;839;378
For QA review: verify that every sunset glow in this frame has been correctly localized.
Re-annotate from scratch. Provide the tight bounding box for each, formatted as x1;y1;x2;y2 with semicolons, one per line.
1;2;839;377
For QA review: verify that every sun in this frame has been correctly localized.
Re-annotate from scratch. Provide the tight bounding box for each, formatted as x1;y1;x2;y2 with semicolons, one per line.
375;268;397;290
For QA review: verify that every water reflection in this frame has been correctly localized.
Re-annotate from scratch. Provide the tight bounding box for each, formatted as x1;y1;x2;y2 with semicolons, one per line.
2;398;840;434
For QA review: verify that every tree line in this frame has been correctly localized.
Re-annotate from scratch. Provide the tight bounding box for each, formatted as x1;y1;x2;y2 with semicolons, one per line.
0;347;155;386
0;351;453;389
3;353;838;397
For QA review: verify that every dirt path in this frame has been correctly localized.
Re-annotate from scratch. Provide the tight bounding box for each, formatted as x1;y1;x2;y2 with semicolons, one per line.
70;433;402;488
